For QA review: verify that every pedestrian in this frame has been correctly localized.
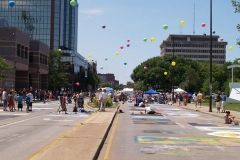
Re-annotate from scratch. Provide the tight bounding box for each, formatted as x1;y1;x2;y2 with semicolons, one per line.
100;89;108;112
197;91;203;107
17;93;23;111
221;92;227;113
8;91;15;112
193;92;198;110
215;92;221;113
97;89;103;111
2;89;8;111
26;93;31;113
27;91;33;111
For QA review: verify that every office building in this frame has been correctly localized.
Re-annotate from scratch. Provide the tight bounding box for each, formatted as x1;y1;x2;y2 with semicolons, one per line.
160;34;228;64
0;0;78;51
0;27;49;90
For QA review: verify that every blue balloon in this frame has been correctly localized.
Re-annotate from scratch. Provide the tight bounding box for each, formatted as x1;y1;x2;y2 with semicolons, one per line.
124;62;127;65
8;1;16;8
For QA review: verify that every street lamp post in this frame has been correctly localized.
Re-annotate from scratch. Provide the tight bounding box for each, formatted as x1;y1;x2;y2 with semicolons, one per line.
171;36;176;104
209;0;213;112
71;54;76;93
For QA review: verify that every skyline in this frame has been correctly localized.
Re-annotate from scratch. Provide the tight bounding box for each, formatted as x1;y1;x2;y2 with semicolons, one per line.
77;0;240;84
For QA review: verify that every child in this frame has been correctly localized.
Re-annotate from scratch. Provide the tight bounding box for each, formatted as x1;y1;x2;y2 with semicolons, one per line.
224;111;238;125
17;93;23;111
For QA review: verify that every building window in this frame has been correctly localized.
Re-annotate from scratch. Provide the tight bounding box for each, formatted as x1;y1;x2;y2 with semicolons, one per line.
17;44;21;57
29;52;33;63
25;47;28;59
21;46;24;58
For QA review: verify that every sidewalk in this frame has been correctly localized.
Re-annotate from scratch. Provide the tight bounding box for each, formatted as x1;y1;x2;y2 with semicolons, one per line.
174;102;240;121
29;104;119;160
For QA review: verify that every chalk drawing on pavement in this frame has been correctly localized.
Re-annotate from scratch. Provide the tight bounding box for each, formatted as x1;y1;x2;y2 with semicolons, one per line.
136;136;240;146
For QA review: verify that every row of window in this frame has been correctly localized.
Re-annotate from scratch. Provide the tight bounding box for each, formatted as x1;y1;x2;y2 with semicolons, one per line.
40;54;48;65
165;49;225;53
165;43;226;48
17;44;28;59
177;54;225;59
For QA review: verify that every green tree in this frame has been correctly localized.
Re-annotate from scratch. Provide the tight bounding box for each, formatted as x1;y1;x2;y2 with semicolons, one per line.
0;57;9;80
232;0;240;45
48;50;69;90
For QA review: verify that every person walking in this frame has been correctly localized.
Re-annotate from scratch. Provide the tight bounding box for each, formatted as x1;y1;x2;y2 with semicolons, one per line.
192;92;198;110
221;92;227;113
2;89;8;111
197;91;203;107
97;89;103;111
17;93;23;111
215;92;222;113
100;89;108;112
8;91;15;112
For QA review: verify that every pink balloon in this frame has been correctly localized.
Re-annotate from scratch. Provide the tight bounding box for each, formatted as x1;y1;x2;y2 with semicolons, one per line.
201;22;206;28
120;46;124;49
75;82;80;86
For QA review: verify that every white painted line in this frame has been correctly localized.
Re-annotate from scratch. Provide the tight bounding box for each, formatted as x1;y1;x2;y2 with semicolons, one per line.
215;145;225;151
176;123;186;128
43;118;73;122
32;107;54;110
0;115;43;128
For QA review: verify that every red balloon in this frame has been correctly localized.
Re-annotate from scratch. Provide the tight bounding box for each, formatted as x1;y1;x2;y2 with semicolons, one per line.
201;23;206;28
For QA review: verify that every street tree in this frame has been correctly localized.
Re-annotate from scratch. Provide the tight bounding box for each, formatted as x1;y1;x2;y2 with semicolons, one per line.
0;57;9;80
48;50;69;90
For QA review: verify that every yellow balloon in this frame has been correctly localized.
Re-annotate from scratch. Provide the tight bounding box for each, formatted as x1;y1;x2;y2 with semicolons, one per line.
115;51;120;56
227;45;235;52
179;20;186;27
150;37;156;43
164;72;168;75
171;61;176;66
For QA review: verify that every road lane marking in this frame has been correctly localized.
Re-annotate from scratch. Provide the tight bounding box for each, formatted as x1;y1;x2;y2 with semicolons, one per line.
29;112;97;160
103;113;119;160
176;123;186;128
0;115;43;128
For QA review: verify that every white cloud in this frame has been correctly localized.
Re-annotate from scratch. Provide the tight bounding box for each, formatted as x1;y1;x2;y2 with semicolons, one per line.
79;9;104;16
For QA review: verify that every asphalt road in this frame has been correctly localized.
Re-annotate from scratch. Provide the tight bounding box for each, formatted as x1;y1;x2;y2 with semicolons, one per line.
101;102;240;160
0;101;90;160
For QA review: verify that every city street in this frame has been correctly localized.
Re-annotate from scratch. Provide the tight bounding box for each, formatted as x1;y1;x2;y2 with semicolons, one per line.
0;101;90;160
100;102;240;160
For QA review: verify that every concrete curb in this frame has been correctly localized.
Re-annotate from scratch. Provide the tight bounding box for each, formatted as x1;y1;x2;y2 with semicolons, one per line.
93;104;120;160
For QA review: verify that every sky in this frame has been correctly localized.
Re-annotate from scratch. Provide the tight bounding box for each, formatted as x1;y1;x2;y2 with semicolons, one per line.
77;0;240;84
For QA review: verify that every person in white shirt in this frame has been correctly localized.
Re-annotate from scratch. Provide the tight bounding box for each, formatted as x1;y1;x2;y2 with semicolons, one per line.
100;89;108;112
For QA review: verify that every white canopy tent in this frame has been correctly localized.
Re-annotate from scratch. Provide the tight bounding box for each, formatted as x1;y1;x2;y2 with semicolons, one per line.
174;88;186;93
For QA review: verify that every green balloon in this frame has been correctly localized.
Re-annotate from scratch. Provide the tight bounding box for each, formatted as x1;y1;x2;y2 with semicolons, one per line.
70;0;77;7
143;38;147;42
163;24;168;30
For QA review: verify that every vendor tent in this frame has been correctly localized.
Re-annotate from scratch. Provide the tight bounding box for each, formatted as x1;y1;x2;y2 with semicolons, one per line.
174;88;186;93
144;89;159;95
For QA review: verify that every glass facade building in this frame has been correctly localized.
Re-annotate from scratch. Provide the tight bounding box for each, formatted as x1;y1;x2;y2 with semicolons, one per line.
0;0;78;51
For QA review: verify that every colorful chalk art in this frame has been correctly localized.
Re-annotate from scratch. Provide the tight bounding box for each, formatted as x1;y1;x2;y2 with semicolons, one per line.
194;126;240;139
